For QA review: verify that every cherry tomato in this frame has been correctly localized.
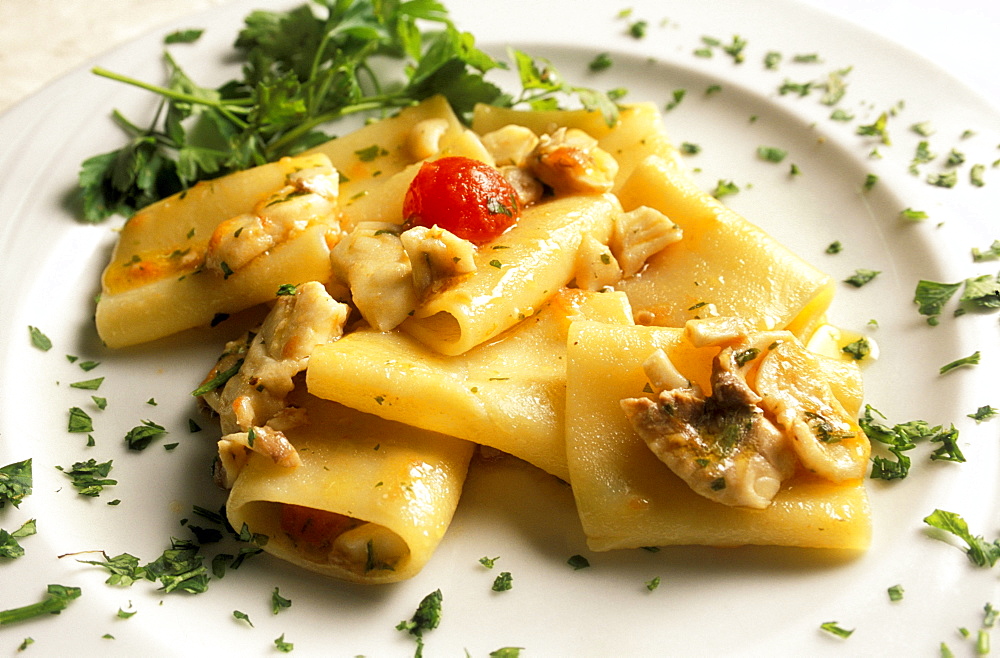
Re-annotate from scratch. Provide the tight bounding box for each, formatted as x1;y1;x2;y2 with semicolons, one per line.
403;156;520;244
280;504;357;546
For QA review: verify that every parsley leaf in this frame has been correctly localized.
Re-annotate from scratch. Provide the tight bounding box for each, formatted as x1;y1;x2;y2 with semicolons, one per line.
397;589;443;658
274;634;294;653
820;621;854;639
843;269;880;288
124;420;167;451
923;509;1000;568
0;459;32;509
969;406;998;423
491;571;513;592
57;459;116;497
913;279;962;320
0;519;37;559
27;326;52;351
272;587;292;614
972;240;1000;262
861;405;963;480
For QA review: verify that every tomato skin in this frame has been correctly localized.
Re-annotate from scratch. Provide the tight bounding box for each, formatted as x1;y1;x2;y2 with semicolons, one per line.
403;156;520;245
280;504;357;546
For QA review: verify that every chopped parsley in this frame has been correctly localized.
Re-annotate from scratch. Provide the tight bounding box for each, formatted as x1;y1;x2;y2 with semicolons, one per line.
825;241;843;255
841;337;871;361
939;351;980;375
856;112;890;145
397;589;443;658
645;576;662;591
711;180;740;199
28;326;52;351
927;171;958;188
968;406;998;423
274;634;294;653
863;173;878;190
861;405;963;480
923;509;1000;568
588;52;613;72
479;555;499;569
0;585;82;626
566;554;590;570
233;610;253;626
913;279;962;320
0;519;37;559
972;240;1000;262
68;406;94;433
756;146;787;163
272;587;292;614
887;584;904;602
57;459;116;497
0;459;32;509
820;621;854;639
491;571;513;592
69;377;104;390
163;28;204;45
276;283;298;296
899;208;929;221
124;420;167;451
843;269;880;288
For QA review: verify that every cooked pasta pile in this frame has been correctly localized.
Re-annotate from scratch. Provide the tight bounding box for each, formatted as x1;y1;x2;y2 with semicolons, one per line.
95;96;871;584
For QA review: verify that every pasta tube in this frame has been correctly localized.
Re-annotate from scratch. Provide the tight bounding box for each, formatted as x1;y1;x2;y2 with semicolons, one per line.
226;390;474;584
565;320;871;551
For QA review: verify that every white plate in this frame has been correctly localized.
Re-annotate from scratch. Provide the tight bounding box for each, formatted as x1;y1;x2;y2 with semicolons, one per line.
2;1;999;655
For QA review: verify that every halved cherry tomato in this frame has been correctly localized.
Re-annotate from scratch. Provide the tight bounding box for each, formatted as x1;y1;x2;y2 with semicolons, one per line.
403;156;520;245
280;504;357;546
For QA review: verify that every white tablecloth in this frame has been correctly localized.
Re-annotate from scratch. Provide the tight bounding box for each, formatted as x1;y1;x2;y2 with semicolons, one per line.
2;0;997;113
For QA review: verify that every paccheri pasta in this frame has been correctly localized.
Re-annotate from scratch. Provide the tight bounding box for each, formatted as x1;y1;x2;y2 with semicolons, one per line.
94;94;872;583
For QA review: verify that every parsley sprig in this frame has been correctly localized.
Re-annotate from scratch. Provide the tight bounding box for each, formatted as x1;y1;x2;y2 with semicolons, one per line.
78;0;618;223
0;585;82;626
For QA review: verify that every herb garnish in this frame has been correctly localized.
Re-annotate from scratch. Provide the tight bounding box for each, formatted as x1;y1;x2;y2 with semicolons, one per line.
939;351;981;375
843;269;880;288
397;589;443;658
272;587;292;614
57;459;117;497
820;621;854;639
566;554;590;570
27;326;52;351
861;405;963;480
0;459;32;508
78;2;618;222
923;509;1000;568
0;585;82;626
491;571;513;592
0;519;37;559
123;420;168;451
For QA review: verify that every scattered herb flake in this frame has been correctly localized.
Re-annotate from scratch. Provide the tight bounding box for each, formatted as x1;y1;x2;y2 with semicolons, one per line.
272;587;292;614
274;634;294;653
491;571;513;592
479;556;499;569
887;584;904;602
844;269;880;288
645;576;661;591
567;554;590;570
28;326;52;351
914;280;962;319
820;621;854;639
0;519;37;559
900;208;929;221
397;589;443;658
969;406;998;423
124;420;167;451
939;351;980;375
711;179;739;198
756;146;787;163
56;459;116;497
164;28;204;45
588;52;612;72
0;585;82;626
70;377;104;390
68;407;94;433
923;509;1000;568
0;459;32;509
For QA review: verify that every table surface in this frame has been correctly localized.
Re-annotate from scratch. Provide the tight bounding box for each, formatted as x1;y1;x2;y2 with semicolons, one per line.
1;0;998;115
